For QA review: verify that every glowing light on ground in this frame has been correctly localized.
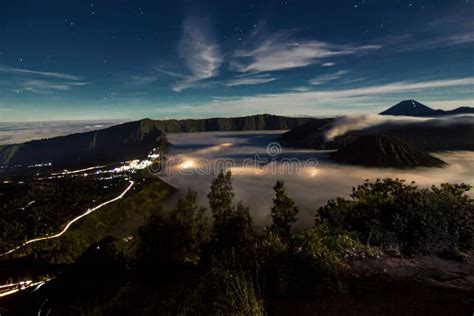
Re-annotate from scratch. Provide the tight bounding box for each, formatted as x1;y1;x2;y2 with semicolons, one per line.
180;159;196;170
195;142;234;154
306;167;319;177
229;166;265;176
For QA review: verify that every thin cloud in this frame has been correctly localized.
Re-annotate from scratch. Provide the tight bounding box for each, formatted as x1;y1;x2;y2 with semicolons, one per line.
18;79;88;94
163;77;474;117
226;74;278;87
378;10;474;53
129;75;158;86
0;65;83;81
322;62;335;67
172;17;223;92
428;99;474;110
290;86;312;92
153;66;187;79
309;70;350;85
381;31;474;53
231;31;381;73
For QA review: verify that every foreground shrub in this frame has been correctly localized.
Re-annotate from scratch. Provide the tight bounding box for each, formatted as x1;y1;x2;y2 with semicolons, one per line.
136;190;210;269
316;178;474;255
292;226;353;289
182;263;265;316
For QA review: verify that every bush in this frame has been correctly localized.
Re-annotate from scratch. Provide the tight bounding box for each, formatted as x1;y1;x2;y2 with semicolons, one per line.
136;189;210;269
291;226;353;289
316;178;474;255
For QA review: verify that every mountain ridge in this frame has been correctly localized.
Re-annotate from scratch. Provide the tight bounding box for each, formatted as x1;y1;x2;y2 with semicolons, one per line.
0;114;312;167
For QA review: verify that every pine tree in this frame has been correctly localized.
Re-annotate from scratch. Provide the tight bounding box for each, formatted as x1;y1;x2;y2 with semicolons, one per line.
137;189;210;266
207;170;253;250
208;170;234;224
271;180;299;241
170;189;210;263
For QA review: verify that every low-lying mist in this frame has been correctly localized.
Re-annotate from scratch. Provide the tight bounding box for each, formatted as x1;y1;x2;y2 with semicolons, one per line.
0;120;123;145
160;131;474;228
324;114;474;140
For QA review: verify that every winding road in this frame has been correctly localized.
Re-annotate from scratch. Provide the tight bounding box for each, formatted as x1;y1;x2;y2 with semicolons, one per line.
0;180;135;257
0;279;52;298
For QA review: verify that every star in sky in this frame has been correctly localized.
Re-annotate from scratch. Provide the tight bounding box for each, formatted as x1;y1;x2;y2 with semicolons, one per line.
0;0;472;122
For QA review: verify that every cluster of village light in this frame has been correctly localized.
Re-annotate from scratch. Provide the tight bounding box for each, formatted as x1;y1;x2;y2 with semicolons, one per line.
44;148;160;179
0;149;163;298
108;148;160;174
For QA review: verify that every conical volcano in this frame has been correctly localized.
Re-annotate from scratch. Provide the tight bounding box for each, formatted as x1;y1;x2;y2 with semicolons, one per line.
380;100;435;116
330;135;446;168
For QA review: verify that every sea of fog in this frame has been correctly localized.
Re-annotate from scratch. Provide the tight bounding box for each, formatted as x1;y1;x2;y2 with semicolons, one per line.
0;120;124;145
161;131;474;227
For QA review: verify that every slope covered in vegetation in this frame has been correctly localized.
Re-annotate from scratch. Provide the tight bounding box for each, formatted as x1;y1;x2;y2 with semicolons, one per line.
0;114;311;168
330;135;446;168
3;175;472;314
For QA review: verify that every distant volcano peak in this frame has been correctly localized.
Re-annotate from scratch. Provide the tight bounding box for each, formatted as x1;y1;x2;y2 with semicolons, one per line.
380;100;435;116
380;100;474;117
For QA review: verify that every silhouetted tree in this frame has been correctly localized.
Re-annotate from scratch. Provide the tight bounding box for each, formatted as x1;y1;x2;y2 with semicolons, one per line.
169;189;210;264
271;180;299;242
208;170;234;223
207;171;253;250
137;189;210;269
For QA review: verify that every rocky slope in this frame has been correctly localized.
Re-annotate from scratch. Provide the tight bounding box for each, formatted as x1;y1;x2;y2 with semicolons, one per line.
330;135;446;168
0;119;167;168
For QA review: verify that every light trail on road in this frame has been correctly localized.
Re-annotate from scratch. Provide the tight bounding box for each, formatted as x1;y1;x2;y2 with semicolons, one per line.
18;200;35;211
0;278;53;298
0;180;135;257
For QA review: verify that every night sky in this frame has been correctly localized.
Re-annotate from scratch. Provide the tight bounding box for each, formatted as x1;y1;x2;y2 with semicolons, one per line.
0;0;473;122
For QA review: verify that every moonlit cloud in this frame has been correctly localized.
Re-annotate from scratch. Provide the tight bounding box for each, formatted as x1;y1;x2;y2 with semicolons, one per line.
172;17;223;92
17;79;88;94
0;65;83;81
0;65;88;94
231;31;381;73
129;75;158;86
1;2;472;122
158;76;474;117
309;70;350;85
226;74;278;87
290;86;312;92
153;67;187;79
428;99;474;109
324;114;429;140
381;31;474;53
